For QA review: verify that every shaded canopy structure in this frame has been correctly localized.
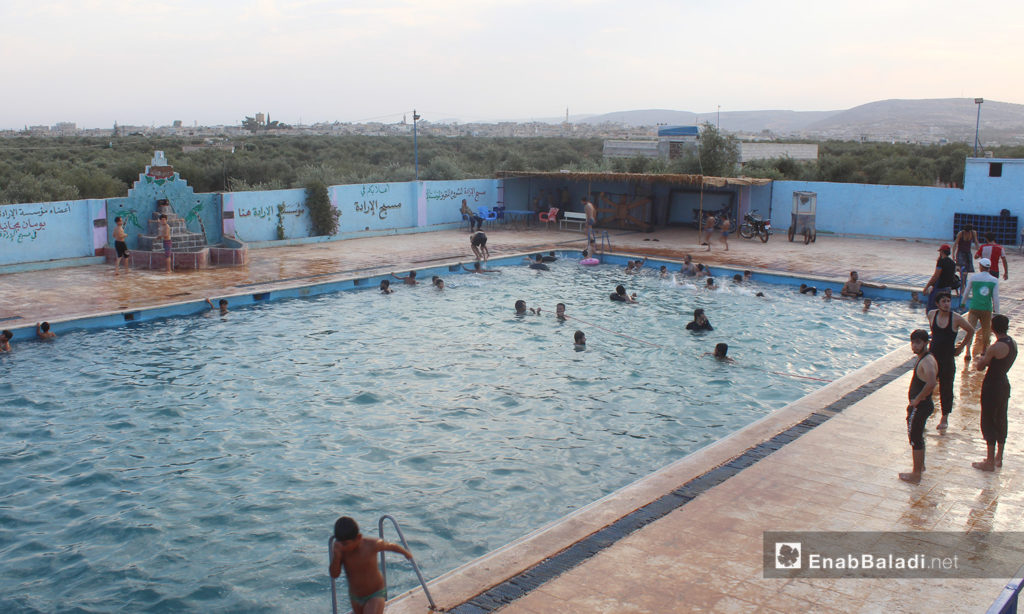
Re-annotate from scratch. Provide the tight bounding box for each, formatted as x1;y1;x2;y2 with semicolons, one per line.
495;171;774;232
495;170;772;188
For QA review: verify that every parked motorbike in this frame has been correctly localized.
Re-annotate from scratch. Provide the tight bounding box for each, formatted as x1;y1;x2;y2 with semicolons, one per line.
738;213;772;243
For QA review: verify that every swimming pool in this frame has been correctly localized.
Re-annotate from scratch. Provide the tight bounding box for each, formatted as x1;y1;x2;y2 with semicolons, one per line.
0;257;922;612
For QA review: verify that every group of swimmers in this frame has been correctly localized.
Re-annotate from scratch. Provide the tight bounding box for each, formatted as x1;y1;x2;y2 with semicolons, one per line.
0;323;56;353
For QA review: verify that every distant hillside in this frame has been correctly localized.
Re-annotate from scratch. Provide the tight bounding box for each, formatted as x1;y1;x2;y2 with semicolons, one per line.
581;108;840;133
805;98;1024;141
574;99;1024;144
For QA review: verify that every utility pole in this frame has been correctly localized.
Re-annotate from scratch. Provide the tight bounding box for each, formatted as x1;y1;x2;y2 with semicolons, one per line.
973;98;984;157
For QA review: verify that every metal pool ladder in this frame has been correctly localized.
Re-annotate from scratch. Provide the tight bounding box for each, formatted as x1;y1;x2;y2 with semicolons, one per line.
328;514;438;613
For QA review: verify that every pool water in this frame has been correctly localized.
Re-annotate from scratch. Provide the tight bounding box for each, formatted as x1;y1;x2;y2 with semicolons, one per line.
0;259;922;612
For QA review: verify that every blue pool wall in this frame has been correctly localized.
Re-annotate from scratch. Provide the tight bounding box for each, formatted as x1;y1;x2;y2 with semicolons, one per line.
2;251;915;342
3;158;1022;269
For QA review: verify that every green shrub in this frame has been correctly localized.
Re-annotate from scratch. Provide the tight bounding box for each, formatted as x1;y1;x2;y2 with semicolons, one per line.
305;180;338;236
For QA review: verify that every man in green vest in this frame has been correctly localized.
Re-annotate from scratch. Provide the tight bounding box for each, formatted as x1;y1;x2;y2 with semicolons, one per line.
963;257;1000;365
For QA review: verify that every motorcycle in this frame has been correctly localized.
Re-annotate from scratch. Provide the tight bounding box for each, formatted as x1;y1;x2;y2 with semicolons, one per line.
738;213;772;243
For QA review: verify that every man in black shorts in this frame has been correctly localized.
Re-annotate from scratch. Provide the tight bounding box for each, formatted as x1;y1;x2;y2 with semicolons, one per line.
470;231;489;261
972;314;1017;471
927;290;974;430
900;329;938;484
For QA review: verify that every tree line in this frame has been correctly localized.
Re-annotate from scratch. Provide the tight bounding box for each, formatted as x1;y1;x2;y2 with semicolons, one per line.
1;131;1020;205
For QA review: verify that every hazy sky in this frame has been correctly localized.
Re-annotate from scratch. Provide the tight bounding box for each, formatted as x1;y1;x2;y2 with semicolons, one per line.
2;0;1022;130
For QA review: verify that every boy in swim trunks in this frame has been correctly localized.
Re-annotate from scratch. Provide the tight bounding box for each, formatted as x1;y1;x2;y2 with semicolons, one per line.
113;216;130;275
330;516;412;614
159;214;172;273
470;231;489;261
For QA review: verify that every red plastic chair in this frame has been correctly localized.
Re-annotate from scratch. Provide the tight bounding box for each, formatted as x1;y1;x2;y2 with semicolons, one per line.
539;207;559;229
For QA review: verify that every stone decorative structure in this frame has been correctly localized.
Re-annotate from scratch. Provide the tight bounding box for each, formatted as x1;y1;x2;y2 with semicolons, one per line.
104;151;248;270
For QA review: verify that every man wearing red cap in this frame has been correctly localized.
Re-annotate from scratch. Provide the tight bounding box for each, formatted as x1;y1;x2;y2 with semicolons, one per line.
922;244;960;312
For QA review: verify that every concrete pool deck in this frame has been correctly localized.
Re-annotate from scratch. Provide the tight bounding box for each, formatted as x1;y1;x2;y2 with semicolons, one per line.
4;225;1024;612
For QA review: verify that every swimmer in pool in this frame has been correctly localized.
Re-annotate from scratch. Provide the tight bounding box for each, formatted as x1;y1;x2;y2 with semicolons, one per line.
823;288;833;301
36;322;57;339
706;277;717;290
686;309;713;331
556;303;567;321
732;274;743;283
910;291;922;307
527;254;550;271
541;251;558;263
574;330;586;350
379;280;394;294
330;516;412;614
610;285;637;304
0;330;12;352
433;277;445;290
391;271;418;285
799;283;817;296
514;299;540;315
679;254;696;277
743;270;753;281
703;343;735;363
462;261;501;274
659;265;669;279
863;298;871;312
695;264;709;279
205;298;229;315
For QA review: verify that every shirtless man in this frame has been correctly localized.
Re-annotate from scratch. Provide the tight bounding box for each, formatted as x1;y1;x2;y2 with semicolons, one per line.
391;271;418;285
840;271;863;297
470;231;490;261
113;216;130;275
900;329;938;484
583;196;597;245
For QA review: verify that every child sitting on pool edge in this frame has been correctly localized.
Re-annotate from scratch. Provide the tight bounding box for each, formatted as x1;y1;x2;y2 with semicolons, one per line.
330;516;412;614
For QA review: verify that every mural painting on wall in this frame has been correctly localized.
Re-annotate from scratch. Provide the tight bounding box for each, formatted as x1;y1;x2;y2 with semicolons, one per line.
426;186;487;203
118;208;145;231
145;165;176;183
0;202;72;244
352;184;402;221
184;202;207;237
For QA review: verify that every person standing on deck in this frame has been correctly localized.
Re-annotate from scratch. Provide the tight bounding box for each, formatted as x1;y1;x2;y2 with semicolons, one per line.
922;244;959;311
583;196;597;246
927;290;974;431
976;235;1009;281
972;314;1017;472
953;224;978;285
900;329;938;484
963;258;1000;365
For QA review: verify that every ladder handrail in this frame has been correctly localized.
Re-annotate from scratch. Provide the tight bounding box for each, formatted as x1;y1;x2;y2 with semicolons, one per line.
328;537;338;614
378;514;437;611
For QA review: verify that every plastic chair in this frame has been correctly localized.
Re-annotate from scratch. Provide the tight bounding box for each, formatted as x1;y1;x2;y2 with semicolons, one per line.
477;206;497;228
539;207;559;229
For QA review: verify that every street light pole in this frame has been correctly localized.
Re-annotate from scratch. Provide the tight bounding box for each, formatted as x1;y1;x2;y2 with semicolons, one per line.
974;98;984;157
717;105;721;130
413;109;421;180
